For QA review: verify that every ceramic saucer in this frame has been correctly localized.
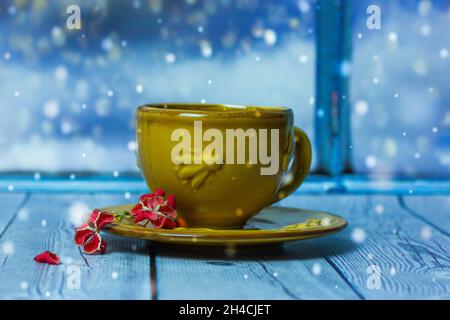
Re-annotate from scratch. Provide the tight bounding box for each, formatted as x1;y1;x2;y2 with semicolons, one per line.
102;205;347;246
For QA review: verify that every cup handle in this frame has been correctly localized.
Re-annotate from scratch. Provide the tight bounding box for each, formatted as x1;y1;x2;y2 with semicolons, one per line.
270;127;312;205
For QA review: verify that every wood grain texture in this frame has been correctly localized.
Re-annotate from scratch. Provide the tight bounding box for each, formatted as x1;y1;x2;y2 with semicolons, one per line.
401;196;449;237
0;193;151;300
279;195;450;299
1;190;449;300
0;193;28;238
154;243;360;300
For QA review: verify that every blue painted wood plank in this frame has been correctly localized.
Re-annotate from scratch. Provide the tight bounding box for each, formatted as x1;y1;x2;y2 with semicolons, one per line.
154;243;359;300
0;193;151;300
279;195;450;299
401;196;450;237
0;193;28;237
1;175;450;195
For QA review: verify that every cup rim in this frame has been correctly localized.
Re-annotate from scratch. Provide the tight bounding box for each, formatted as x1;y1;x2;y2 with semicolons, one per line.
138;103;291;117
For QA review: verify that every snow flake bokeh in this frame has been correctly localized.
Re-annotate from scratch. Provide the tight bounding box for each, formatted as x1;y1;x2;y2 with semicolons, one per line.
0;0;315;172
352;0;450;176
0;0;448;177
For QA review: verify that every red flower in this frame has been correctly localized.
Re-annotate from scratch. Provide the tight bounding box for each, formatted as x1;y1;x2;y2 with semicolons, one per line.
74;209;114;254
34;251;60;265
130;188;177;229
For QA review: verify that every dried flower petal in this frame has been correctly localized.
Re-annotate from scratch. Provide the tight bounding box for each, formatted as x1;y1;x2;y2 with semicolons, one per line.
82;232;105;255
89;209;115;230
74;223;94;246
34;251;60;265
129;189;178;229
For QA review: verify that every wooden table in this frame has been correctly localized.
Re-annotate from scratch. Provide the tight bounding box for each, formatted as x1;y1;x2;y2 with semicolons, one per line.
0;176;448;300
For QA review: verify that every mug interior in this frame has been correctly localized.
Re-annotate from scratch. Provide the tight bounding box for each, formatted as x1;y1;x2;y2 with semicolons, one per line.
138;103;290;117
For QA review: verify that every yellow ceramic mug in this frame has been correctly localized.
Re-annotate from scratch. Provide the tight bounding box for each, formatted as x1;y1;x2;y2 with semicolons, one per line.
136;103;311;229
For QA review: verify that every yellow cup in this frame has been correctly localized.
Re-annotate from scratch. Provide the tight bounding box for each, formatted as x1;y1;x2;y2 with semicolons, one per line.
136;103;311;229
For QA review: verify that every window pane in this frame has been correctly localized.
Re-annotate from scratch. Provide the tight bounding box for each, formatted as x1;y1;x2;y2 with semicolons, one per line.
351;0;450;177
0;0;316;173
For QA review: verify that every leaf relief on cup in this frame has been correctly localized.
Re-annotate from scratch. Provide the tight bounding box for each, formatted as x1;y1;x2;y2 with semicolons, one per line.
174;148;223;190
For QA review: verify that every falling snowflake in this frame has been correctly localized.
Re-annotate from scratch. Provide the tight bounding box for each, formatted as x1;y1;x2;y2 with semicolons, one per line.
54;66;68;81
374;204;384;215
355;100;369;116
17;208;29;221
2;241;15;255
20;281;28;290
298;54;308;64
390;267;396;276
136;84;144;94
200;41;213;58
421;226;432;240
263;29;277;46
365;155;377;169
111;271;118;279
68;202;91;226
165;53;176;64
312;263;322;276
388;32;398;43
43;100;59;119
351;228;366;243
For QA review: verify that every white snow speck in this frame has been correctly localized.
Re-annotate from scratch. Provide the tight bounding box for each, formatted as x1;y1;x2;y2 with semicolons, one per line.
351;228;366;243
421;226;432;240
20;281;28;290
374;204;384;215
2;241;15;255
264;29;277;46
111;271;118;279
200;41;213;58
390;267;396;276
298;54;308;64
365;155;377;169
54;66;68;81
43;100;59;119
312;263;322;276
17;208;29;221
136;84;144;94
355;100;369;115
127;141;137;152
388;32;398;43
68;202;90;226
165;53;176;64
